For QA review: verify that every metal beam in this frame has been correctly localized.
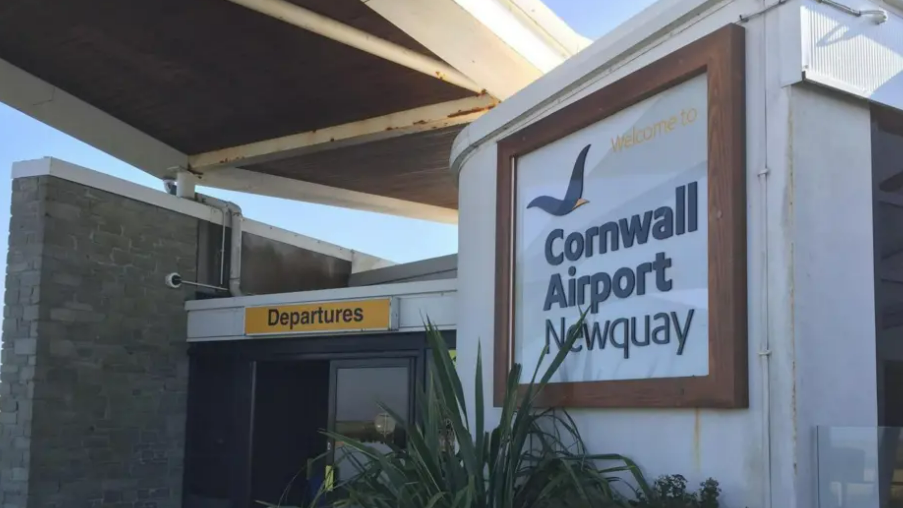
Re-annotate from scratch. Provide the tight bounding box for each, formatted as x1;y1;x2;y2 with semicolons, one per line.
362;0;586;99
505;0;592;57
450;0;589;71
0;57;187;178
0;55;460;222
224;0;484;94
200;166;458;224
188;95;498;171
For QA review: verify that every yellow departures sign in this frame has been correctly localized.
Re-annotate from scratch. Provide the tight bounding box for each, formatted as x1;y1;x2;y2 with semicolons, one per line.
245;298;394;336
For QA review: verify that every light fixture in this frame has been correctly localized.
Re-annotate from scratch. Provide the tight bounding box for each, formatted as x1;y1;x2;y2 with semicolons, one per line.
374;413;396;438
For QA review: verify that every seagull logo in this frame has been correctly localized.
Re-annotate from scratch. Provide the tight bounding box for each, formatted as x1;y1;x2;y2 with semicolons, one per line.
527;144;591;216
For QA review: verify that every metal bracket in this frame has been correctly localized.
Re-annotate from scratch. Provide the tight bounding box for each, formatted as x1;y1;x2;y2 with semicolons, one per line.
740;0;887;23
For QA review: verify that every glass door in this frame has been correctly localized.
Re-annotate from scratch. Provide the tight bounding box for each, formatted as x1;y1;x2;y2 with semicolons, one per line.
326;358;413;495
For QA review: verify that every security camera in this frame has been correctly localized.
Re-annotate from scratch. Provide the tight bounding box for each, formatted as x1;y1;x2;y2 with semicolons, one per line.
162;178;177;196
165;272;183;289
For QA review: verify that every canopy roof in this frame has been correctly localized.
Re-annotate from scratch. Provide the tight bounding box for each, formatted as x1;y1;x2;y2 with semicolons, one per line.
0;0;588;222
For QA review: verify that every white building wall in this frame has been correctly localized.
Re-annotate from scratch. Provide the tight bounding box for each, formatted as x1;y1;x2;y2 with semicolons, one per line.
456;2;880;508
458;5;772;507
788;85;877;508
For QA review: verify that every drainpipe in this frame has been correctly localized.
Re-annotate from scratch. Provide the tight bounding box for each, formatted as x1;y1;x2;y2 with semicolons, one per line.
164;178;244;297
227;206;244;297
759;4;773;506
758;166;772;508
195;194;245;298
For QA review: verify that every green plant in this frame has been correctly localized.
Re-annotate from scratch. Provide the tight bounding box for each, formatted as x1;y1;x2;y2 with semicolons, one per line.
631;475;721;508
314;312;651;508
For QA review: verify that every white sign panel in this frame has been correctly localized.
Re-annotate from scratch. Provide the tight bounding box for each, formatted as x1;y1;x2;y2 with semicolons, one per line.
513;74;709;384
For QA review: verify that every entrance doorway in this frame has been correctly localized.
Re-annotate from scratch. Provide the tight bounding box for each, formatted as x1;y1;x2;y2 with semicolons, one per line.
182;330;455;508
250;360;330;506
248;358;414;506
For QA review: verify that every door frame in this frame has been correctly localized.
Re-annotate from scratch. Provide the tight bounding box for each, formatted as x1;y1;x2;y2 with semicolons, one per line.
325;356;416;493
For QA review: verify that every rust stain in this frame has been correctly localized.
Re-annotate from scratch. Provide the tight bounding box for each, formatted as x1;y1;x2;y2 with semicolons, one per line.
413;120;428;125
787;103;798;477
694;409;701;471
447;105;496;119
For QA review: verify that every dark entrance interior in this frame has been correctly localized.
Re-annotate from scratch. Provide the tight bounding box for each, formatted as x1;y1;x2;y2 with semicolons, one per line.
251;360;330;506
872;105;903;507
182;331;456;508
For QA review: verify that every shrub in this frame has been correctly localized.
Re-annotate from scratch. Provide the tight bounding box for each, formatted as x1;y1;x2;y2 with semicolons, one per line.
319;313;649;508
631;475;721;508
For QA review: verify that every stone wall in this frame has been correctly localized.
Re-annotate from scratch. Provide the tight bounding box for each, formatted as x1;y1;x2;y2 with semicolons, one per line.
0;175;197;508
0;176;44;507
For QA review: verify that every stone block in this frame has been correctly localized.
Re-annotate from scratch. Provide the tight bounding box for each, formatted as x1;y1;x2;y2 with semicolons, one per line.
13;339;36;356
1;479;25;494
101;281;125;295
48;308;76;322
48;340;75;358
33;480;61;493
16;271;41;289
0;370;19;384
3;318;19;334
100;479;138;492
16;401;32;422
45;367;76;386
43;229;78;250
102;491;122;503
50;273;82;287
63;301;93;312
18;366;34;383
136;488;169;500
96;221;124;236
91;231;130;251
22;306;39;321
4;289;20;305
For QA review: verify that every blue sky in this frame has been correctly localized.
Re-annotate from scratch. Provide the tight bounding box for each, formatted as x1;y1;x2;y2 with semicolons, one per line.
0;0;657;266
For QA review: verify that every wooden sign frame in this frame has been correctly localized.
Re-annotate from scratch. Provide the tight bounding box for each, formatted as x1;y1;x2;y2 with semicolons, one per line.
494;24;748;409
